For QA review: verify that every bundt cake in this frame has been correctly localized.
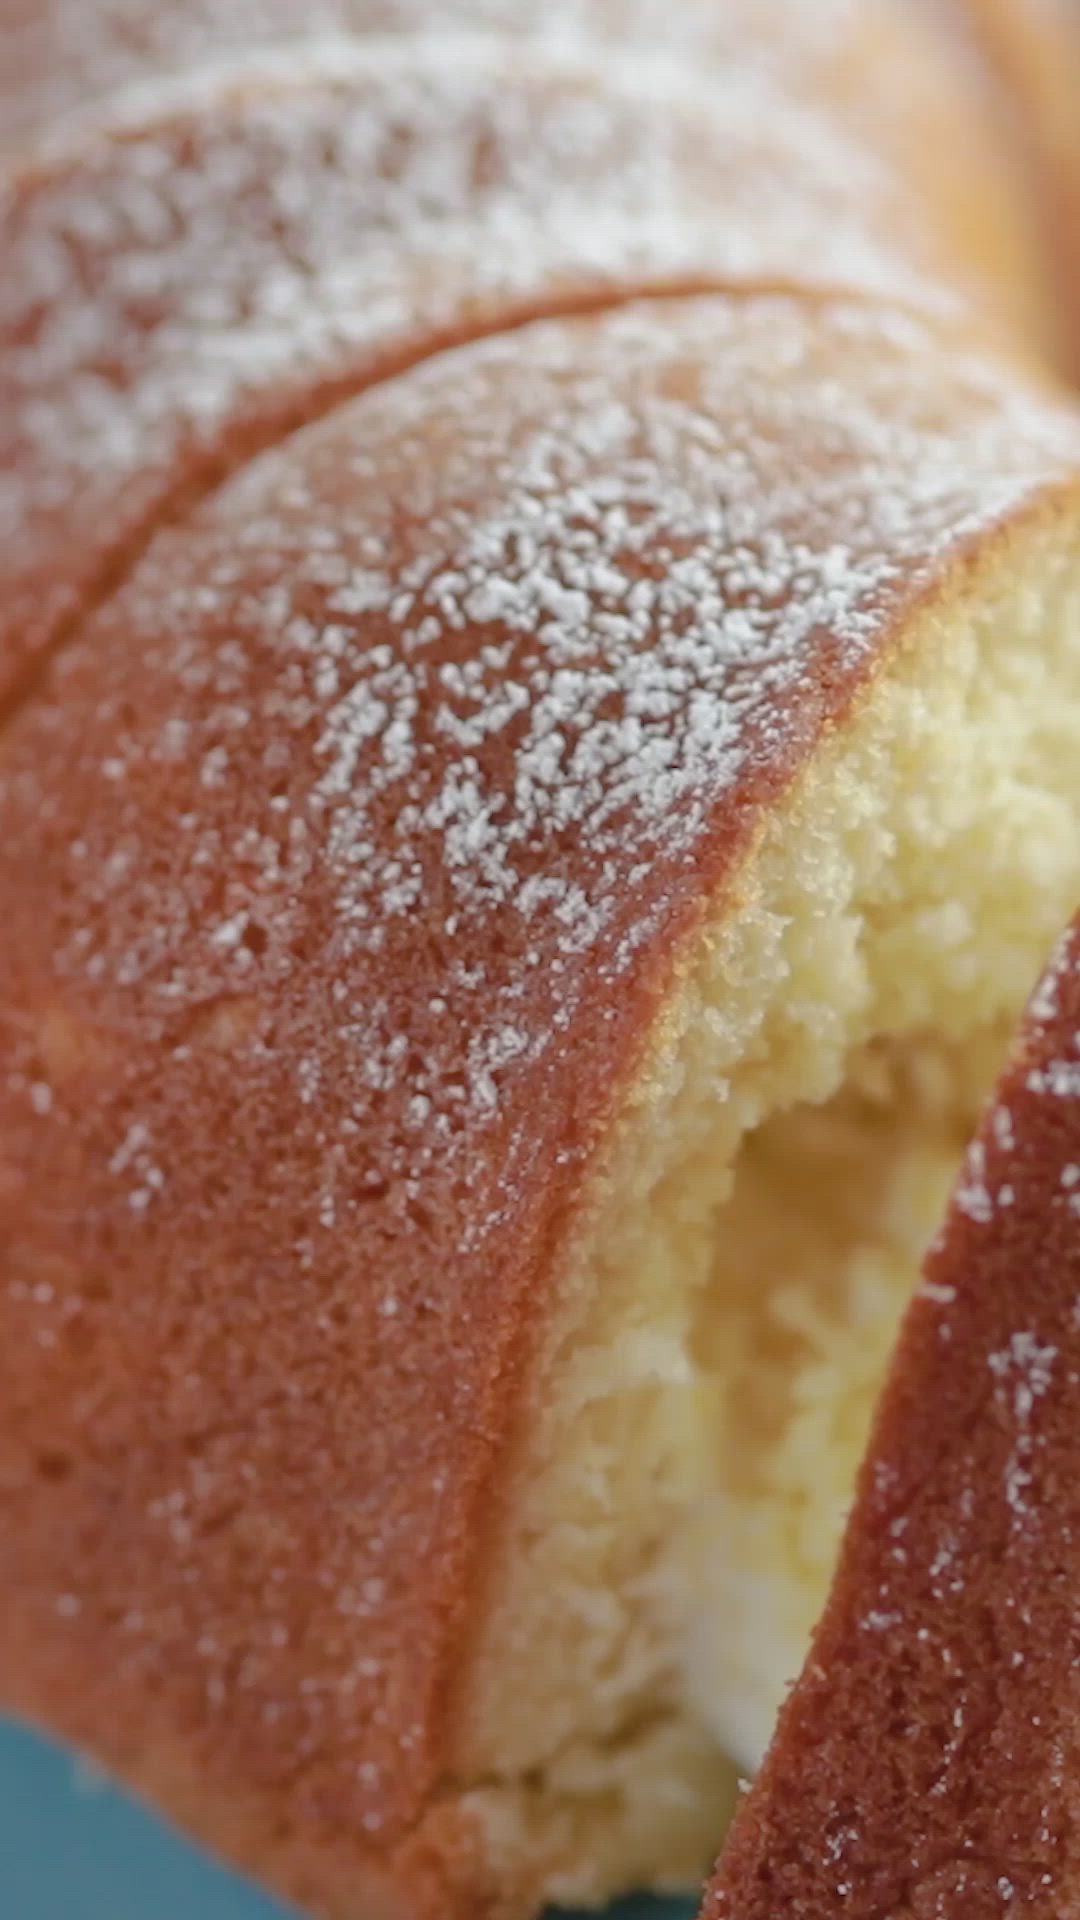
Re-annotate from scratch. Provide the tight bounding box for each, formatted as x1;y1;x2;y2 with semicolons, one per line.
707;911;1080;1917
1;4;1080;1919
938;0;1080;384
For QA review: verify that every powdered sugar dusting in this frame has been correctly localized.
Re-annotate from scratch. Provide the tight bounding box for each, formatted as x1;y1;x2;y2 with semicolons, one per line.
24;292;1079;1179
1027;925;1074;1024
1;34;961;698
0;0;879;147
955;1139;996;1224
1;9;1079;1846
954;1134;1019;1225
4;301;1076;1762
988;1330;1058;1521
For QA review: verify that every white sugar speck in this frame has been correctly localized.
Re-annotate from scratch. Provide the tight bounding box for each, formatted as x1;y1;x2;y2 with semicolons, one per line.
988;1331;1057;1521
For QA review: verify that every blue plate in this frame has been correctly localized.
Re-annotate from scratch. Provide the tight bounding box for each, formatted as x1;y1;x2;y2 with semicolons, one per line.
0;1719;696;1920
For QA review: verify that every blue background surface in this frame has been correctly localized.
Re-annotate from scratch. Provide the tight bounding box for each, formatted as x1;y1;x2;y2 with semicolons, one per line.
0;1719;697;1920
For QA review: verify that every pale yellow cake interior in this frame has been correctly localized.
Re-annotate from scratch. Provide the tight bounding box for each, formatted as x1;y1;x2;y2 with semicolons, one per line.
449;536;1080;1913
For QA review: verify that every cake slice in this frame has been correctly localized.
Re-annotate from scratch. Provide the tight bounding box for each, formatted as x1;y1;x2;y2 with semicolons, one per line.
707;910;1080;1917
2;5;1080;1917
2;293;1080;1916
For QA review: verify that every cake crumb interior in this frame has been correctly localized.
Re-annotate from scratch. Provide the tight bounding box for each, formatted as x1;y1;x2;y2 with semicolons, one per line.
451;542;1080;1913
688;1027;998;1771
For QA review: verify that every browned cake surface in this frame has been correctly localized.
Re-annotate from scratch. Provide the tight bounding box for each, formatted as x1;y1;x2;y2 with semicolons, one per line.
3;30;993;710
1;292;1078;1914
0;0;1055;712
2;4;1080;1916
706;917;1080;1916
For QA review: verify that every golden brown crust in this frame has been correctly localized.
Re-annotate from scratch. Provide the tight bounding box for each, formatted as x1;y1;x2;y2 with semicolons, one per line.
1;5;1080;1916
706;915;1080;1917
2;288;1079;1913
4;29;1007;713
2;5;1052;715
